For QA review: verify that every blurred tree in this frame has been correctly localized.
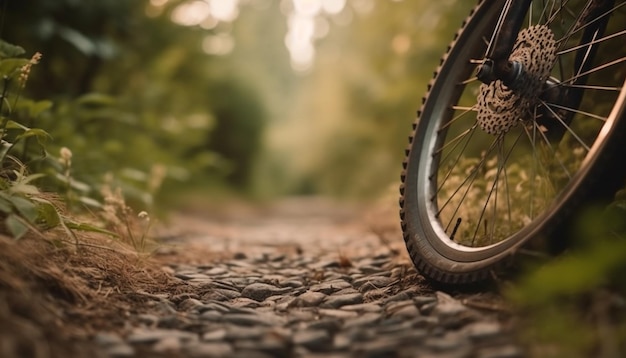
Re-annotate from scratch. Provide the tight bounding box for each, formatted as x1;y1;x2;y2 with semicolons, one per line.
0;0;270;206
256;0;475;197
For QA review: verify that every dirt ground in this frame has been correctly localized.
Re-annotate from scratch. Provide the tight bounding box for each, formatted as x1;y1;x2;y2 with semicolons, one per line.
0;195;507;358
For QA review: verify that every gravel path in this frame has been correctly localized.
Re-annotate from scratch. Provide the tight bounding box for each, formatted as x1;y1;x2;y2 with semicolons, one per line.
95;198;522;358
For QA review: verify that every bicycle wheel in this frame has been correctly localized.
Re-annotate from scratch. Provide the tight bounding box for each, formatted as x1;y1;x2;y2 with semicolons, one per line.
400;0;626;284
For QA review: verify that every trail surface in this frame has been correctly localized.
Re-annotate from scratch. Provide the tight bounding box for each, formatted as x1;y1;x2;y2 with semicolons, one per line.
97;197;521;358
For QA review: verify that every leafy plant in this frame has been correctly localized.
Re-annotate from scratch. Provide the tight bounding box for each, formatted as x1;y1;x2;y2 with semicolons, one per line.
508;198;626;357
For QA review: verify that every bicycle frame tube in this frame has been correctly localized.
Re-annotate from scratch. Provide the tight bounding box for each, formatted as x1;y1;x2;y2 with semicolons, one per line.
476;0;532;85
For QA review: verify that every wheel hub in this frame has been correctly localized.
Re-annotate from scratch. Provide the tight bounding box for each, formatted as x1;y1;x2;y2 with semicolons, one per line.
477;25;557;135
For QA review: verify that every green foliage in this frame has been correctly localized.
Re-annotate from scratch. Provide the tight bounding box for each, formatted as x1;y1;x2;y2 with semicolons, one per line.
508;200;626;356
3;0;268;205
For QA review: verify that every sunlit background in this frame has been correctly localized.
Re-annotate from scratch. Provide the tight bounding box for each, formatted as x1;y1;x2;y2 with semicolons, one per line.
2;0;469;206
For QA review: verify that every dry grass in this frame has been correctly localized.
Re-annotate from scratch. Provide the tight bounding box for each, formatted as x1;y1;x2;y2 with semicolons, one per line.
0;230;195;358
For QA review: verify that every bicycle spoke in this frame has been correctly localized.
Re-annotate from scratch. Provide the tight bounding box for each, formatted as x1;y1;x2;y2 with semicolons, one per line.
558;29;626;55
558;83;621;91
434;124;480;195
437;136;500;230
565;2;626;39
562;56;626;84
439;105;477;131
434;124;477;156
539;99;592;151
546;102;608;122
526;117;573;180
435;122;481;200
544;0;577;28
471;131;523;245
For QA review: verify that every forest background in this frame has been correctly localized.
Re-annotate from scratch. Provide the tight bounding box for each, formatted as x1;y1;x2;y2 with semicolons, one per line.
2;0;467;207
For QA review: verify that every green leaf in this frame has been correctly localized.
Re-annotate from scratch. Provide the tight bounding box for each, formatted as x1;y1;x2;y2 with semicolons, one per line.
35;200;62;229
13;173;46;185
76;93;116;108
16;99;53;118
5;214;29;239
6;120;29;131
78;196;102;208
0;195;12;213
65;221;118;237
53;173;91;193
15;128;52;142
9;195;39;222
0;40;25;58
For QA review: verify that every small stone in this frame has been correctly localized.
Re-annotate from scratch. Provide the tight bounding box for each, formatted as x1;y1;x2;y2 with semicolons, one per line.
229;297;262;309
293;329;332;351
241;283;289;302
411;316;439;328
153;336;181;353
477;345;524;358
320;293;363;309
413;295;437;307
385;300;417;314
127;328;197;344
280;280;304;288
157;314;188;329
135;313;159;326
374;320;413;334
425;332;470;352
419;301;438;315
209;288;242;301
275;296;297;311
333;333;351;351
222;313;273;327
106;344;135;357
202;329;227;341
185;342;233;358
235;334;290;357
318;309;359;319
294;291;327;307
464;321;502;341
334;287;360;295
225;326;267;340
94;332;125;347
201;301;231;313
311;259;342;269
205;266;228;275
434;291;467;316
199;310;223;322
175;272;211;280
310;280;352;294
179;298;204;311
340;303;382;313
343;312;381;329
212;280;243;291
305;318;342;333
351;339;397;357
389;304;420;318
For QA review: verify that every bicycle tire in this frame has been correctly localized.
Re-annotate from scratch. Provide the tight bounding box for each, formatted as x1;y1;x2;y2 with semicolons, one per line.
400;0;626;285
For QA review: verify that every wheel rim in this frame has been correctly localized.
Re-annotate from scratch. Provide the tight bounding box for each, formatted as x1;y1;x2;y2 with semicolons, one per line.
417;0;626;250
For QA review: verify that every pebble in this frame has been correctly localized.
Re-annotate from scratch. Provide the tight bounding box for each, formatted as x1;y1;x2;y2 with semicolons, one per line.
96;215;521;358
294;290;327;307
320;293;363;308
293;329;332;350
241;283;290;302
